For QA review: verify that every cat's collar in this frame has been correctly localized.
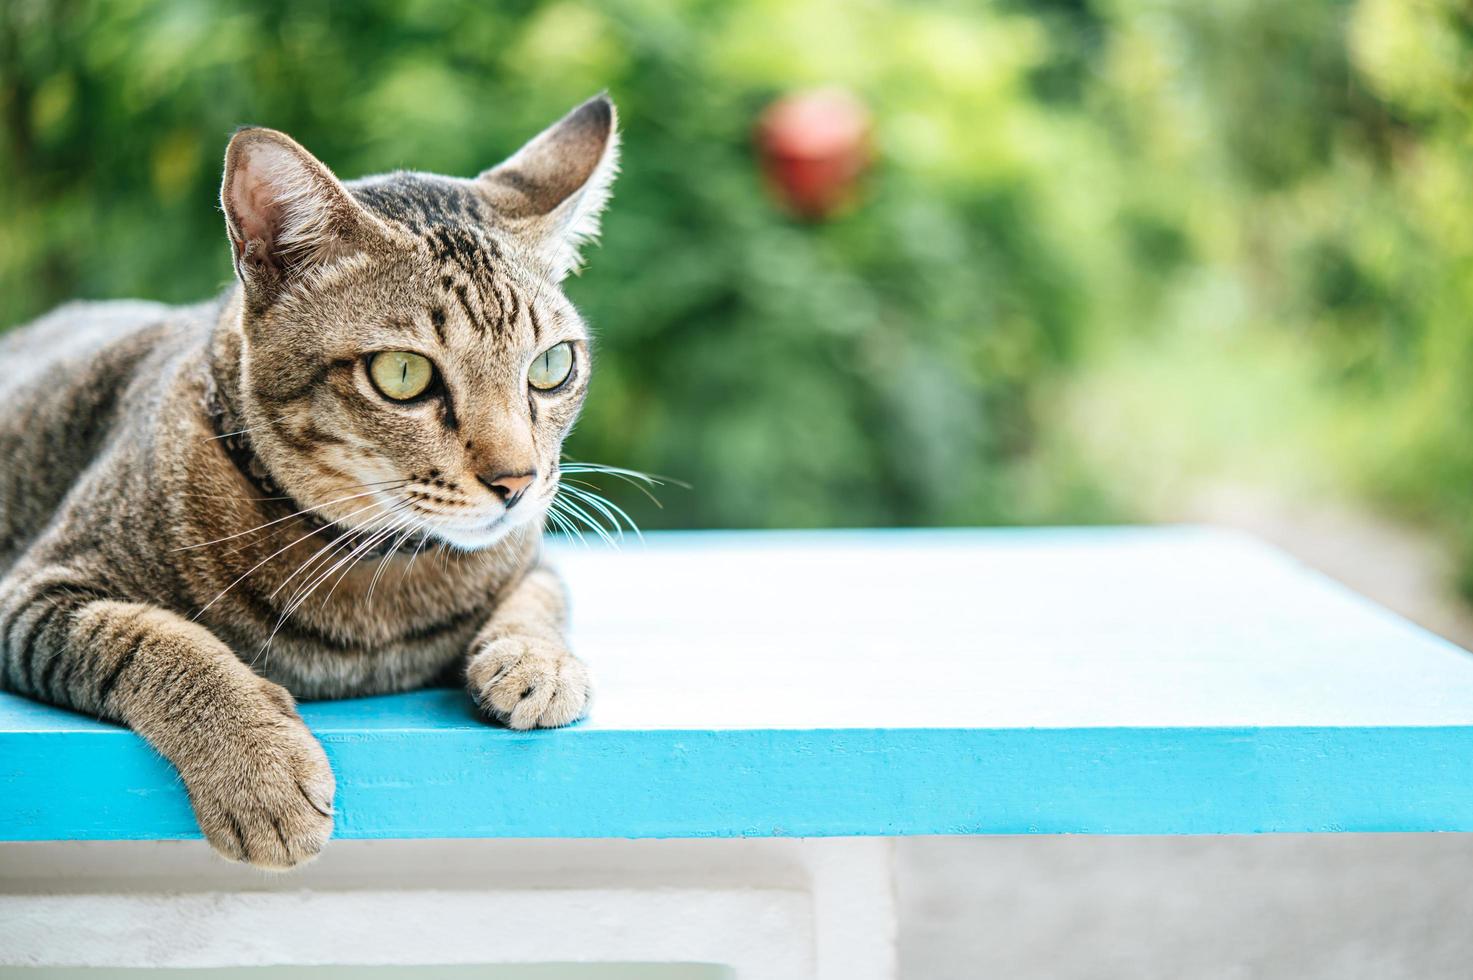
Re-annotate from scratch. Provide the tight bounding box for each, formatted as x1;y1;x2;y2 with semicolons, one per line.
203;380;421;559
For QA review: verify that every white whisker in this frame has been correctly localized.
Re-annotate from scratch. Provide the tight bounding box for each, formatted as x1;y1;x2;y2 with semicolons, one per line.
553;494;614;547
192;497;394;620
545;499;586;548
543;503;579;543
367;521;423;604
559;482;644;543
271;506;388;601
564;475;663;510
395;531;434;588
316;513;417;610
205;415;288;442
560;460;687;488
172;483;407;552
260;505;414;654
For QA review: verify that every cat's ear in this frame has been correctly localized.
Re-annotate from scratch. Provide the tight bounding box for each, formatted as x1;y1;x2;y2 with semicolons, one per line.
221;127;380;296
476;94;620;281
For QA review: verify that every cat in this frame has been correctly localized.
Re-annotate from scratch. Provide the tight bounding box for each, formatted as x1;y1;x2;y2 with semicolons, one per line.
0;95;619;869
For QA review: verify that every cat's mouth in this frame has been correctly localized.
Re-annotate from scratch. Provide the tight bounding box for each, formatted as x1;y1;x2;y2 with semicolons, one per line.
420;505;540;552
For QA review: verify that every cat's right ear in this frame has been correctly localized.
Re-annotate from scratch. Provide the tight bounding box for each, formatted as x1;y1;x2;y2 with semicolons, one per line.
221;128;379;297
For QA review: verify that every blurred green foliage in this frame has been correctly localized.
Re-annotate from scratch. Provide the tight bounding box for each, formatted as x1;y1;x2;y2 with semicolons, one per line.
2;0;1472;585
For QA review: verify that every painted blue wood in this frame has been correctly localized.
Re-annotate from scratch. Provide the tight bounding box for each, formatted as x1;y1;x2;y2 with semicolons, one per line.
4;527;1473;840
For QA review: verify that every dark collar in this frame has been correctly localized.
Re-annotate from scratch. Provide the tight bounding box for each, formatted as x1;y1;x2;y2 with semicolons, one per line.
206;384;293;503
204;379;422;559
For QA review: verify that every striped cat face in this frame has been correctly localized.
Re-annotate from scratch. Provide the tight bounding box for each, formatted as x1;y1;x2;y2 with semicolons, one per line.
220;97;619;550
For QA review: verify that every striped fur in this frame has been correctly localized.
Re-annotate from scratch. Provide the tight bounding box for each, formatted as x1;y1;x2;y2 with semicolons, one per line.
0;96;618;868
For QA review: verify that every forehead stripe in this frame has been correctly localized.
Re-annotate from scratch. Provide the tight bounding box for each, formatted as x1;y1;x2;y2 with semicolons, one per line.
486;279;515;331
526;298;542;342
480;277;507;328
450;281;482;334
503;281;521;329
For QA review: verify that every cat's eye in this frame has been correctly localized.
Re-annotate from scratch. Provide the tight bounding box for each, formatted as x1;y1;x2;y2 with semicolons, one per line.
528;342;574;391
368;351;435;401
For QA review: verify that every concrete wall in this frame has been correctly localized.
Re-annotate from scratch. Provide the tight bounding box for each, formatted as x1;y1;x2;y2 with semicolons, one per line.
898;834;1473;979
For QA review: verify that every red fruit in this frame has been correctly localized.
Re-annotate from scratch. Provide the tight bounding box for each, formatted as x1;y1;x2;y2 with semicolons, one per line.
757;88;872;220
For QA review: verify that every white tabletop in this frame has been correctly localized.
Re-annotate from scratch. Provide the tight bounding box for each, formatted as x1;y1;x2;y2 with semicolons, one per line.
559;527;1473;730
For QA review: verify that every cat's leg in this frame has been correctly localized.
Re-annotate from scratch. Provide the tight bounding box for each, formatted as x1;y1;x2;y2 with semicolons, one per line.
466;564;591;729
0;569;334;868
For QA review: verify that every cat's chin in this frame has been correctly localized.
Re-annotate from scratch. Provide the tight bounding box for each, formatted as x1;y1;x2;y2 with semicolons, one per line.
428;515;533;552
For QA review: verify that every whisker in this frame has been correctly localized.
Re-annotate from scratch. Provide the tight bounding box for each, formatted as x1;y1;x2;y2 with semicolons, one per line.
205;415;288;442
365;543;401;606
177;491;296;502
177;479;410;505
264;506;413;650
559;460;690;489
171;483;407;552
367;521;423;604
317;514;417;609
395;531;434;587
553;494;616;548
563;475;663;510
215;487;397;562
545;499;588;548
559;483;644;543
191;497;394;620
548;506;586;547
250;516;388;670
270;503;394;601
275;529;366;623
558;485;626;542
559;459;688;519
543;504;576;541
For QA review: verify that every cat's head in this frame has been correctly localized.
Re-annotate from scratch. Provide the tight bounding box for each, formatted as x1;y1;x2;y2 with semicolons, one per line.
218;96;618;550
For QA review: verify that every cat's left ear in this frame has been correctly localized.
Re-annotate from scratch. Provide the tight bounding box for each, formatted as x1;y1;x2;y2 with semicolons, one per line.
476;94;620;281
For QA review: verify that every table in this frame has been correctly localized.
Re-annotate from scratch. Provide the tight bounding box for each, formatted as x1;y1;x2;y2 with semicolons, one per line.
5;528;1473;978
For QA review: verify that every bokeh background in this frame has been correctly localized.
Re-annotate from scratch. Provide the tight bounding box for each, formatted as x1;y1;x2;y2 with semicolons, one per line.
7;6;1473;976
3;0;1471;600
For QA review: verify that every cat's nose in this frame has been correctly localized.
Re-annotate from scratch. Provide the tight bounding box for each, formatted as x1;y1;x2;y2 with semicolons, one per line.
477;470;536;508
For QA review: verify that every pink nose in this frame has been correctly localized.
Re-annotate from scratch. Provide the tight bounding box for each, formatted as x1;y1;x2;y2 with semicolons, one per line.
478;471;536;507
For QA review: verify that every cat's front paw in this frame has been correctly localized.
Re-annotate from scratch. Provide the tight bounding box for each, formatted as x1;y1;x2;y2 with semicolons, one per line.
468;635;590;730
181;684;335;870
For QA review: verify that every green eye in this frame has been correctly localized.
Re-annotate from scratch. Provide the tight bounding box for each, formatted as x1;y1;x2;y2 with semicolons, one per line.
528;342;574;391
368;351;435;401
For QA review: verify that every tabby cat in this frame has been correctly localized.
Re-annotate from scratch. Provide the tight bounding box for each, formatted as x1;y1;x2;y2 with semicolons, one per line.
0;96;619;868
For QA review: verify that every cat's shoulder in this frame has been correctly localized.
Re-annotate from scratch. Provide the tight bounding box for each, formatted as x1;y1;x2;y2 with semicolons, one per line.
0;297;214;399
9;298;182;339
3;297;215;356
